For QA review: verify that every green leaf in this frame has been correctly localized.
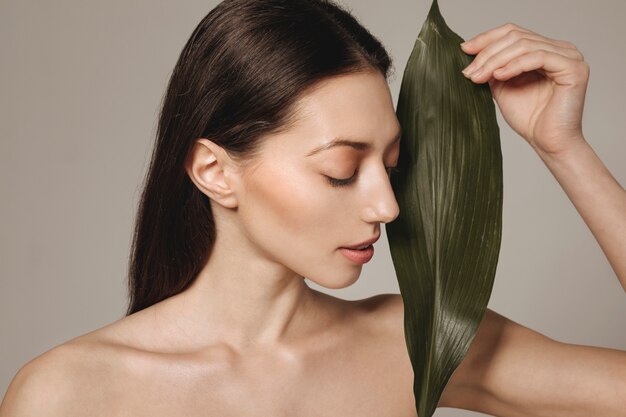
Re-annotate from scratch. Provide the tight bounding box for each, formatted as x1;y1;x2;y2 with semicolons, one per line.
385;1;503;416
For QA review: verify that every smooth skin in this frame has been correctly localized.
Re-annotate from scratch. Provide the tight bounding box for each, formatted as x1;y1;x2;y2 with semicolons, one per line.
2;22;625;417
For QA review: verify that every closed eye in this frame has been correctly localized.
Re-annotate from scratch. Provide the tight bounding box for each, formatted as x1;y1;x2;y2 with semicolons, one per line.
325;172;357;187
325;165;399;188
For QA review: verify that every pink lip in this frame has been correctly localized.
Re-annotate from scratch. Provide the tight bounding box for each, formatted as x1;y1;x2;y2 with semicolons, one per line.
341;234;380;250
339;246;375;264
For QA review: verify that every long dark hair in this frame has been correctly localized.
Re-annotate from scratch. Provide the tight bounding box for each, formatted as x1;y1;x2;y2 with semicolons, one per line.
126;0;393;315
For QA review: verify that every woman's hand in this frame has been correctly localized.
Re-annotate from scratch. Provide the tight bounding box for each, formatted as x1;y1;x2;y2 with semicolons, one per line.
460;22;590;156
461;23;626;291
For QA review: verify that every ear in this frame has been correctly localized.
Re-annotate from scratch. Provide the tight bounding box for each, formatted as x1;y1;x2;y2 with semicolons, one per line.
185;138;239;209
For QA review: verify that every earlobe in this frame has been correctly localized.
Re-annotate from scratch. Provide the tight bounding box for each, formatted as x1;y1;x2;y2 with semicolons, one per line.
185;138;239;209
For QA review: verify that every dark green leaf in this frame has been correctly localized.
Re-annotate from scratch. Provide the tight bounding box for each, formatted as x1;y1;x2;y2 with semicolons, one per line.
385;1;503;416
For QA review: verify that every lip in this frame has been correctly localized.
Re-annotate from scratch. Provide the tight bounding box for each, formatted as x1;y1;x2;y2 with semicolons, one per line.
339;246;374;264
340;233;380;250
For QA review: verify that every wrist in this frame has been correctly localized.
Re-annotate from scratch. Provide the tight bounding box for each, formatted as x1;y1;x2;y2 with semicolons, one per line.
533;135;590;165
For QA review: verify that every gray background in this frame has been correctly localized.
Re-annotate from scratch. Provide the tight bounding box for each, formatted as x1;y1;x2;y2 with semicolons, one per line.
1;0;625;414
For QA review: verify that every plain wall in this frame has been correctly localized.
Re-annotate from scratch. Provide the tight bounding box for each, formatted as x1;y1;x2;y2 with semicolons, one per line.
1;1;625;415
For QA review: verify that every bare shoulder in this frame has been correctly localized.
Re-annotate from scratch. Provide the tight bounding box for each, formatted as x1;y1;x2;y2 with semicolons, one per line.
440;308;626;416
361;292;414;367
355;292;406;333
357;296;552;413
354;293;417;416
0;338;98;416
0;318;139;417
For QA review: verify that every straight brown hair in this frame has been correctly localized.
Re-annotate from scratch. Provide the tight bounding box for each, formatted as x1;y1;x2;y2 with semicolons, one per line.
126;0;393;315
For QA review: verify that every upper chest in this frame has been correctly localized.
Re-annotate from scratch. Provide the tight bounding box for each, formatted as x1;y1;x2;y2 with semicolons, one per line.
104;335;415;417
71;295;417;417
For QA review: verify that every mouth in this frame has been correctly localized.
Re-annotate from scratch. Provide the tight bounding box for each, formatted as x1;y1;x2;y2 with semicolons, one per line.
340;233;380;250
338;245;375;264
337;233;379;264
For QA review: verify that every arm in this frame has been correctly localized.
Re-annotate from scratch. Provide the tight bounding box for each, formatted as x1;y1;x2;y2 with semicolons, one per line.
460;22;626;291
439;308;626;417
534;138;626;292
446;22;626;417
437;145;626;415
436;140;626;416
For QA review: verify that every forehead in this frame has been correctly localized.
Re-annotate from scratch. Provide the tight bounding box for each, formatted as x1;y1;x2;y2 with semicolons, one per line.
269;70;401;152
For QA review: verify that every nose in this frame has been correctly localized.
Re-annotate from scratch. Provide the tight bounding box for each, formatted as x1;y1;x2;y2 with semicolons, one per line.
361;166;400;224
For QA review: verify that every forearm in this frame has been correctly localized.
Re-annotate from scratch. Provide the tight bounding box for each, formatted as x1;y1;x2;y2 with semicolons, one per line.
534;137;626;292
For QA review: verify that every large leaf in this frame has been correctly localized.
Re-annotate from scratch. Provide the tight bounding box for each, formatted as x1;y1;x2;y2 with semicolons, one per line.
385;1;503;416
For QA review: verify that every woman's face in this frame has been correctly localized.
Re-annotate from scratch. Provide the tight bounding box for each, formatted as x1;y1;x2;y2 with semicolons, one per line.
235;69;402;289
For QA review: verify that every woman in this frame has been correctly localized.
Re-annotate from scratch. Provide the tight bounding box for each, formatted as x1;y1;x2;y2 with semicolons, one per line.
1;0;625;415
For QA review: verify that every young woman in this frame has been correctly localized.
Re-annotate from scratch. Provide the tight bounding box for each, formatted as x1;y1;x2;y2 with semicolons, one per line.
2;0;625;416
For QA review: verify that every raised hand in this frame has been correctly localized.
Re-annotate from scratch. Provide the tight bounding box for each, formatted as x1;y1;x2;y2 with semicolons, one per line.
461;22;590;156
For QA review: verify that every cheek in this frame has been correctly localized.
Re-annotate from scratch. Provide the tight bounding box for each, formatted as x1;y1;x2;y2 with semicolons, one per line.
241;165;343;250
241;165;364;288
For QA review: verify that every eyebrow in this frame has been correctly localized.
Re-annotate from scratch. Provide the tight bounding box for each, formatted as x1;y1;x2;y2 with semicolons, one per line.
305;127;402;157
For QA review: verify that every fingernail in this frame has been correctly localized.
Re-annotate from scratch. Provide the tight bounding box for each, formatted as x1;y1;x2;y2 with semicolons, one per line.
462;63;476;74
470;67;483;78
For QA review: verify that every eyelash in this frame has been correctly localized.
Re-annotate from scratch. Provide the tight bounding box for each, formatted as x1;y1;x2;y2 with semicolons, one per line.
326;166;400;188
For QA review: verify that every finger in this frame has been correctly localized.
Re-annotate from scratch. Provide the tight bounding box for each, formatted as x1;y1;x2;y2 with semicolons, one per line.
489;50;590;87
461;22;578;54
462;30;584;76
465;39;585;83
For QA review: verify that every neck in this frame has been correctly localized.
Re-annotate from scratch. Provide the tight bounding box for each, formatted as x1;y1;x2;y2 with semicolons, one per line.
153;222;323;353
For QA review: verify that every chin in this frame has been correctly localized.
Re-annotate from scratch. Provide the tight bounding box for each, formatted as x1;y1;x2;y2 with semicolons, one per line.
307;269;361;290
